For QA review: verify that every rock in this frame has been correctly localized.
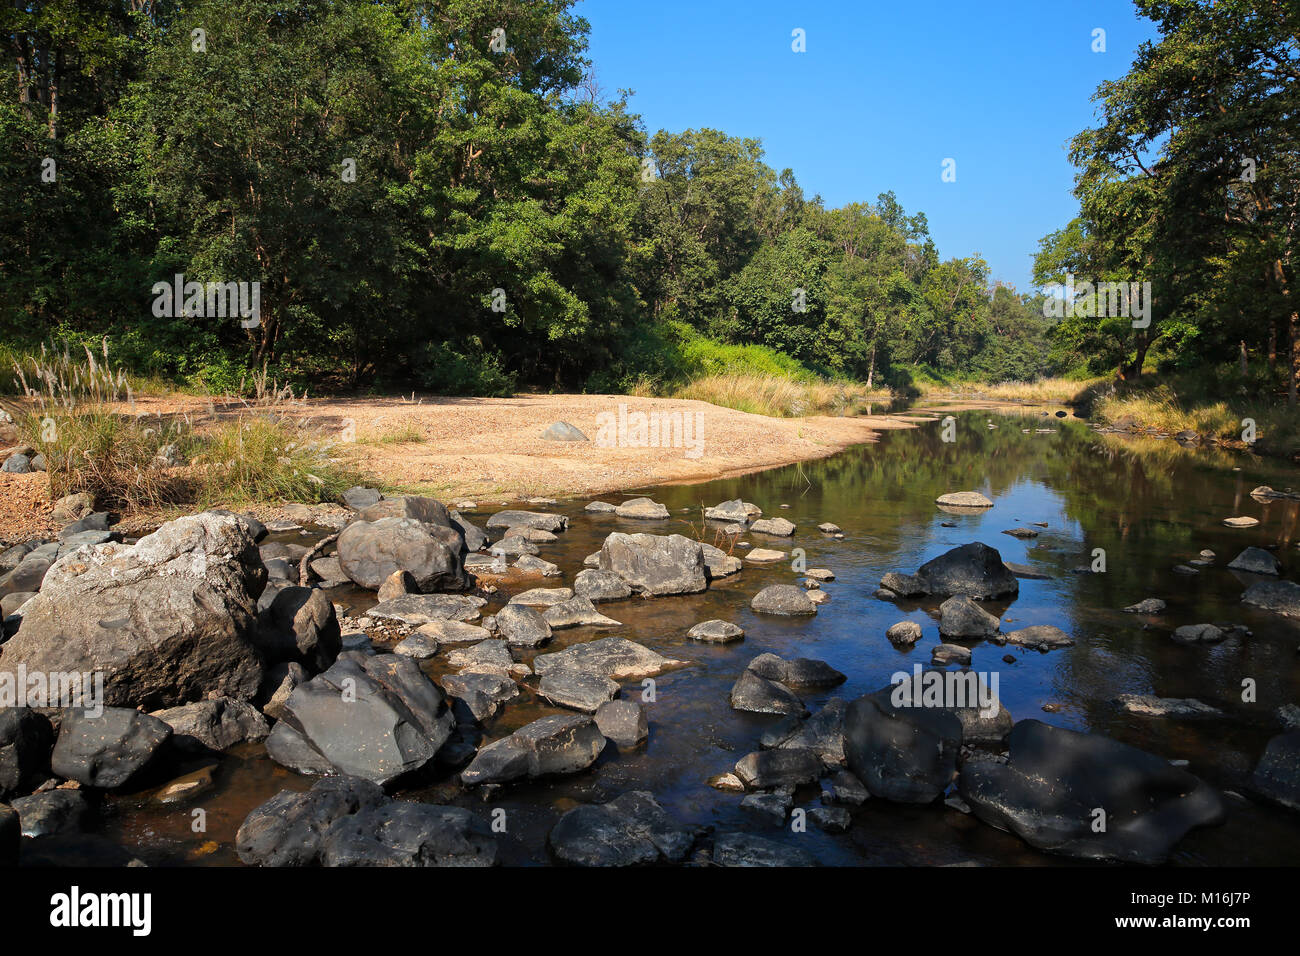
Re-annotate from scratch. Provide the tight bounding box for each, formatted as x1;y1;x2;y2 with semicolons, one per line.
879;572;925;598
1171;623;1226;645
10;790;90;837
931;643;972;665
1124;598;1167;614
729;669;806;716
584;501;617;513
594;700;648;747
1;453;31;473
573;568;633;603
440;672;518;722
485;510;568;533
700;542;743;578
540;421;587;441
744;547;786;563
549;791;697;866
1223;516;1259;528
935;491;993;508
809;806;851;832
806;568;834;581
938;595;1001;640
50;492;96;525
534;637;680;681
503;526;558;544
761;698;847;765
886;621;923;646
266;651;455;786
1002;625;1073;651
308;555;350;587
0;513;266;708
747;652;845;689
959;719;1227;863
446;640;515;678
1116;695;1222;718
1002;527;1039;539
0;708;53;805
712;832;816;867
598;532;707;596
236;775;388;866
912;542;1019;600
1004;561;1051;580
750;584;816;616
317;801;500;867
843;687;963;803
0;589;34;619
824;770;870;806
750;517;795;536
511;554;560;576
509;587;573;608
489;534;538;558
1241;580;1300;617
256;586;341;673
151;697;269;753
709;772;746;792
153;764;217;804
449;512;488;552
412;619;490;645
258;662;307;722
377;570;417;601
1227;547;1280;575
539;669;620;713
51;707;172;789
741;791;790;824
393;631;439;660
494;603;552;648
818;522;842;534
342;486;383;511
337;516;469;593
460;714;606;786
704;500;750;523
614;497;669;519
1278;704;1300;731
734;748;822;789
544;596;621;629
366;593;484;626
59;512;111;538
687;619;744;643
1250;732;1300;811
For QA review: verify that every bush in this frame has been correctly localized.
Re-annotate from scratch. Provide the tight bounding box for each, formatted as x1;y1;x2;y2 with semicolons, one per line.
194;415;360;506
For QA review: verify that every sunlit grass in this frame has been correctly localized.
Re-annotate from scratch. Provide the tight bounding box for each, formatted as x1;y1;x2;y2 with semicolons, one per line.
674;373;889;418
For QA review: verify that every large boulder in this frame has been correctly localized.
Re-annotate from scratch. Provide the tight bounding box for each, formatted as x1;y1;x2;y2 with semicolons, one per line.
337;516;469;592
51;707;172;789
958;720;1227;863
266;651;456;786
321;802;498;867
0;707;55;799
533;637;682;681
573;569;632;603
938;595;1000;639
150;697;270;752
598;532;707;596
355;495;455;528
843;686;962;803
913;542;1019;600
236;775;387;866
460;714;606;786
549;791;698;866
494;603;552;648
0;513;266;709
255;586;341;673
485;510;568;533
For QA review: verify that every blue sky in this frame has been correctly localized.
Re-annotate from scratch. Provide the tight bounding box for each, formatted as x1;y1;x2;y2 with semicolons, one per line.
577;0;1159;293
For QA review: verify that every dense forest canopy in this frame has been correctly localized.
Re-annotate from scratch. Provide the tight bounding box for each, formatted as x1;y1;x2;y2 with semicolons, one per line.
1;0;1295;399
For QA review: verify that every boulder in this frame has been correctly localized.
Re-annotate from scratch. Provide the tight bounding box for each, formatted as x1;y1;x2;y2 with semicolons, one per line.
460;714;606;786
266;651;456;786
336;516;469;592
366;593;484;626
150;697;270;752
508;587;573;607
1227;547;1280;575
584;501;617;513
342;486;383;511
594;700;648;748
746;652;845;689
843;687;962;803
959;719;1227;863
51;707;172;789
572;567;631;606
913;542;1019;599
494;603;552;648
255;586;341;673
540;421;587;441
712;831;816;867
440;672;518;723
320;801;498;867
938;595;1001;640
598;532;709;597
700;542;743;578
0;512;266;708
886;621;923;646
733;748;822;789
10;790;89;837
489;535;538;558
445;640;513;676
1242;580;1300;617
614;497;669;519
538;669;620;713
1250;732;1300;811
450;512;488;552
512;554;560;576
760;698;847;766
377;570;417;601
549;791;697;866
750;584;816;616
879;571;926;598
729;669;805;716
704;500;750;523
750;517;795;536
533;637;681;681
687;619;744;643
0;707;55;799
236;775;388;866
544;596;621;629
485;510;568;533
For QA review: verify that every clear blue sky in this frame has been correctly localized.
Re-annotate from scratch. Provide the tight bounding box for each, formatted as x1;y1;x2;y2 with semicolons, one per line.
577;0;1158;293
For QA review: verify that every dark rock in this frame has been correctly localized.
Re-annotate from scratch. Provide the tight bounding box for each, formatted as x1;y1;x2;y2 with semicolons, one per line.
337;516;469;592
594;699;648;748
843;687;962;803
538;669;619;713
440;672;518;722
712;832;816;867
750;584;816;616
938;595;1000;639
733;748;822;789
236;775;387;866
460;714;605;786
1228;547;1280;575
51;707;172;789
746;652;845;689
150;697;270;752
549;791;697;866
1250;732;1300;811
0;706;54;799
256;586;341;672
10;789;90;837
495;602;552;648
321;801;498;866
1242;580;1300;617
729;669;805;716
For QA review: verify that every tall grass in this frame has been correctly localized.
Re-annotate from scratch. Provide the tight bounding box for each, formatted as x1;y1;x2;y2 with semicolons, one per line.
675;373;888;417
195;415;360;506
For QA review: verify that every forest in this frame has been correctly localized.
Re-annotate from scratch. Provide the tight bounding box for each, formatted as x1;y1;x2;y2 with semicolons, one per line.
0;0;1296;403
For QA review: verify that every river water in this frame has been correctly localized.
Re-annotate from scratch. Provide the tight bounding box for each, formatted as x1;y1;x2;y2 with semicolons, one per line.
88;406;1300;866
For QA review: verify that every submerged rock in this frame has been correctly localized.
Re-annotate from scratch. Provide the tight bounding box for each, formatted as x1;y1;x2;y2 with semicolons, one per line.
533;637;682;681
958;719;1226;863
843;687;962;804
712;831;816;867
460;714;606;786
549;791;697;866
1241;580;1300;617
1124;598;1167;614
1116;694;1221;719
1250;732;1300;812
1002;625;1073;651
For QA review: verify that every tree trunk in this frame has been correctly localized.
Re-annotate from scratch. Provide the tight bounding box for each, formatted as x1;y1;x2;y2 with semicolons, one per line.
865;345;876;389
1240;340;1248;376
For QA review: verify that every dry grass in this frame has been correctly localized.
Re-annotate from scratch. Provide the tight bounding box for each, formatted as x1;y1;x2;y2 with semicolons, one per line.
916;376;1106;405
674;373;889;418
